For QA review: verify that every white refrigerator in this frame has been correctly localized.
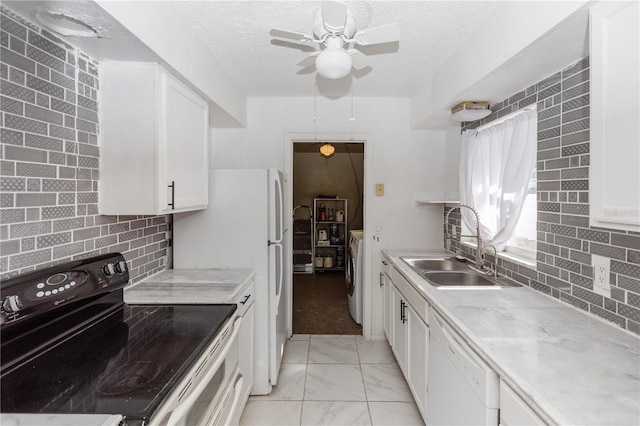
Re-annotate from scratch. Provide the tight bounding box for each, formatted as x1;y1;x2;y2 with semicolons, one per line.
173;168;289;395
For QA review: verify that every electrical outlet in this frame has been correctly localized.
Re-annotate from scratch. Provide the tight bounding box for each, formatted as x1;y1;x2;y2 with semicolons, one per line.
592;255;611;297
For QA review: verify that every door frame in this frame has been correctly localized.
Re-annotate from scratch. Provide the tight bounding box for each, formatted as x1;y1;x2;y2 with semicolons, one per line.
285;133;373;338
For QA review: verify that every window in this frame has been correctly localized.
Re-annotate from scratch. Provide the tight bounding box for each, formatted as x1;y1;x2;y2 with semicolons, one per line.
505;169;537;259
459;106;538;262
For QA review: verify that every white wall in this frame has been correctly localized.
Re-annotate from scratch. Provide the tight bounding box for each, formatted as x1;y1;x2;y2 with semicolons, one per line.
212;96;446;337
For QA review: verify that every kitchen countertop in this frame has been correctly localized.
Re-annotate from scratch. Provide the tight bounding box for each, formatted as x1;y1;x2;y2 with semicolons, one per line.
383;249;640;425
124;268;255;304
0;414;122;426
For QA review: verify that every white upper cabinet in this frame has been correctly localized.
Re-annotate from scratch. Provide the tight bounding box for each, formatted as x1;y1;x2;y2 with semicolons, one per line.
590;1;640;231
99;62;209;215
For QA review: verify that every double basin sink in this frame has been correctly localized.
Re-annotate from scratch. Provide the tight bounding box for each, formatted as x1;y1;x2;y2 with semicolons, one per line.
401;256;520;288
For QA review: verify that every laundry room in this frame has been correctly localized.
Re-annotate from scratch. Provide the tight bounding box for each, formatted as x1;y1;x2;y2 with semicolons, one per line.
291;142;364;335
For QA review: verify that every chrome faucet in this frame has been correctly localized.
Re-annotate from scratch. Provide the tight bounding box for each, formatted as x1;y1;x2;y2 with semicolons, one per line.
444;204;483;269
480;244;499;278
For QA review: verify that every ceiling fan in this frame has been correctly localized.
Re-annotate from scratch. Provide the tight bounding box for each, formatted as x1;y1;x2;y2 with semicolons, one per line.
270;0;400;79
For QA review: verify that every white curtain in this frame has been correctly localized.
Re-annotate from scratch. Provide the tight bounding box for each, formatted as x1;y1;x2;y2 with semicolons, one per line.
459;108;537;251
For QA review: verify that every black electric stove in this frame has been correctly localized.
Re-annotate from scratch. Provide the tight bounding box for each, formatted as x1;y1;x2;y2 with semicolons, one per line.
0;253;236;425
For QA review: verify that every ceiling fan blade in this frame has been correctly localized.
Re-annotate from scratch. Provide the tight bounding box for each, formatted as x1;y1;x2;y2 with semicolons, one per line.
355;23;400;46
297;52;320;67
270;28;314;43
346;49;367;70
321;1;348;31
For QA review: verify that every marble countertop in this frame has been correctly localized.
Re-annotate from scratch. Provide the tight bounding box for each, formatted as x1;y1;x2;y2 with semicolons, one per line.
124;268;255;304
383;249;640;425
0;414;122;426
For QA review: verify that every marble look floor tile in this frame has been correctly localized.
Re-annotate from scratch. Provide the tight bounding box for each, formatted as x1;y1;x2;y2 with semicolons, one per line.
356;339;396;364
304;364;366;401
283;340;310;364
361;364;413;401
308;335;359;364
239;400;302;425
252;364;306;401
368;401;424;425
301;401;371;426
291;334;311;341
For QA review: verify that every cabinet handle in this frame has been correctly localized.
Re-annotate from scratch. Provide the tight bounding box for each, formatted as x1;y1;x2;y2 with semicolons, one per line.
382;260;388;265
240;295;250;305
168;181;175;209
401;301;408;324
379;272;384;287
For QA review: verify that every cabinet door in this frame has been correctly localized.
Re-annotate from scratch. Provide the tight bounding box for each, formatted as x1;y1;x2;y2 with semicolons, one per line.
161;72;209;213
590;1;640;231
391;286;408;373
239;302;255;404
407;304;428;419
381;262;392;342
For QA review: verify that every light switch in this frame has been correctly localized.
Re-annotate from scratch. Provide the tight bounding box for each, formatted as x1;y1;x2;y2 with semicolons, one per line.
376;183;385;196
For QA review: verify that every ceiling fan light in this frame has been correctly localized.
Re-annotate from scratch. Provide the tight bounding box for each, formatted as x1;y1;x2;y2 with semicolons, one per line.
450;102;492;122
319;143;335;158
316;49;352;79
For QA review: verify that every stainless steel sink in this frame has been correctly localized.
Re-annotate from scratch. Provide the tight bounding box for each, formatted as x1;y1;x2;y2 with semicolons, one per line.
422;271;520;288
401;256;520;288
401;257;469;271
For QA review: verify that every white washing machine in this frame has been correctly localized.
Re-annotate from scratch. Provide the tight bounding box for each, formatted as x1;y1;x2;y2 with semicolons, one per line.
347;230;364;324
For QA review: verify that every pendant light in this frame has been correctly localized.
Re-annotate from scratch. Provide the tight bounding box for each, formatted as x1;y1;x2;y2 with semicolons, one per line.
320;143;335;158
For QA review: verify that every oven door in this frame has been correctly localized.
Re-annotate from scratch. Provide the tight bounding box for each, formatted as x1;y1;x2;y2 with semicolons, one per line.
150;314;242;426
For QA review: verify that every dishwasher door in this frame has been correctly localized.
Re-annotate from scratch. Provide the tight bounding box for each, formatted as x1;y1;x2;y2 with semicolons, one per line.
426;310;499;426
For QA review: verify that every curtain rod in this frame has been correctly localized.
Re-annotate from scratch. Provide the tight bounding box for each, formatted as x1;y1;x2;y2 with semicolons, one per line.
474;104;537;132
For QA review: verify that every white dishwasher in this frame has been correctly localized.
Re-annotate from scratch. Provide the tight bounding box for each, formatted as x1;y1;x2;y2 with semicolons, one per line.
426;310;500;425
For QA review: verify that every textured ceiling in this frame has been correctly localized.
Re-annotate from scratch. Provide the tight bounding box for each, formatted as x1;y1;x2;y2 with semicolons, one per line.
172;1;498;98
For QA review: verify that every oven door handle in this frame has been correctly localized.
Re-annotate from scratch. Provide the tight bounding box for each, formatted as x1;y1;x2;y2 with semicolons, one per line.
165;315;242;426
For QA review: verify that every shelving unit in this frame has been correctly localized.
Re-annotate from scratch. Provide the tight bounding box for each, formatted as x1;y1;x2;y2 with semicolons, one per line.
313;198;347;273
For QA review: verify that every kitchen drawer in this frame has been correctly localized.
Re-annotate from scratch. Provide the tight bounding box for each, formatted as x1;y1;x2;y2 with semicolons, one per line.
391;266;429;324
382;258;392;278
234;282;255;317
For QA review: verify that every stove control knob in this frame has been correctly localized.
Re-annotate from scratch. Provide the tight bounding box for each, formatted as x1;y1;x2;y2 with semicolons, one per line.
115;261;127;273
103;263;116;277
3;295;23;313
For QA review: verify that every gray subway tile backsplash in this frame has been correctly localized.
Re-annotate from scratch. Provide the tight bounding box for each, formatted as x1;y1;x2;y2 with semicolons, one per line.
0;6;169;282
453;56;640;334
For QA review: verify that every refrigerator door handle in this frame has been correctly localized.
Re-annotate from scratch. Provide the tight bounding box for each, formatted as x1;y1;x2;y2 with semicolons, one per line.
274;242;284;301
269;170;284;244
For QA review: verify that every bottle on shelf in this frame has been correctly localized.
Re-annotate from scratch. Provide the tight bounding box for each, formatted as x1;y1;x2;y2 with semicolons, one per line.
330;224;339;245
328;208;334;221
318;203;326;221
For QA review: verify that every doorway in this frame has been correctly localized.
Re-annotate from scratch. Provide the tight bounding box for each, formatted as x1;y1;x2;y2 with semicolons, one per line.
291;142;364;335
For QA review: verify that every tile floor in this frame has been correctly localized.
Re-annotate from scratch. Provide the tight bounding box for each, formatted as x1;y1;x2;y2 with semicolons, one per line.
239;335;424;426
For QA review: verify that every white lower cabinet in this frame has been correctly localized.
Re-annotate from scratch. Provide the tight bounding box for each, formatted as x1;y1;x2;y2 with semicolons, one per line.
382;256;552;426
234;284;255;423
381;260;393;342
406;303;428;417
391;285;408;372
499;380;545;426
385;264;429;422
